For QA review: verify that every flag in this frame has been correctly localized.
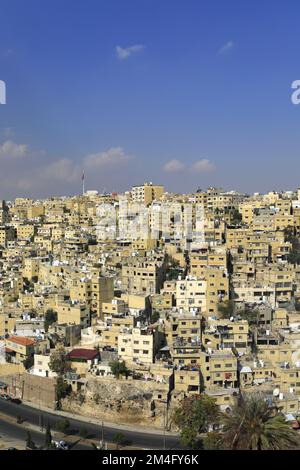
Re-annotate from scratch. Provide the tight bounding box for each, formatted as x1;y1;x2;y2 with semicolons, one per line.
82;171;85;181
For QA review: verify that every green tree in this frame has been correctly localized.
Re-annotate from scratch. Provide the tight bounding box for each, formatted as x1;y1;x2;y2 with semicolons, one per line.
79;427;88;439
284;226;300;264
26;431;36;450
166;255;182;280
229;208;242;225
217;300;235;319
56;418;70;435
49;346;71;375
50;346;71;404
109;360;129;379
179;427;201;449
284;225;296;242
17;415;23;424
150;310;160;324
23;356;34;370
239;307;259;326
202;432;224;450
112;432;126;449
56;376;71;401
44;422;52;449
45;309;57;331
173;395;220;449
222;394;300;450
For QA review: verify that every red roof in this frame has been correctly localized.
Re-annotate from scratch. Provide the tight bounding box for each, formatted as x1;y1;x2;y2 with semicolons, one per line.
7;336;35;347
67;348;99;361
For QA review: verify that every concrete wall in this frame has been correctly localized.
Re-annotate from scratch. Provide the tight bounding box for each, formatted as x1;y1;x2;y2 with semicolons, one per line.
0;372;56;409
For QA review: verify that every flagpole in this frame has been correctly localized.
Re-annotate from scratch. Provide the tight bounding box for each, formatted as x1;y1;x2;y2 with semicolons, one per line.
82;170;85;195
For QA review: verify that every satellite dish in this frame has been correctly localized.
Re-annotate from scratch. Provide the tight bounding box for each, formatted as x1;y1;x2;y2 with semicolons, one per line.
273;388;280;397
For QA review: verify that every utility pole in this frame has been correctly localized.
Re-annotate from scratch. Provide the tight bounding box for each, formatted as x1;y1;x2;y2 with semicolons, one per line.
39;386;43;431
99;420;104;449
163;402;166;450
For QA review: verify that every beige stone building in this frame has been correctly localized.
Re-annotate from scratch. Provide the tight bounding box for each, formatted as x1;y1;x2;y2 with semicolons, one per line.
131;182;164;205
118;327;160;365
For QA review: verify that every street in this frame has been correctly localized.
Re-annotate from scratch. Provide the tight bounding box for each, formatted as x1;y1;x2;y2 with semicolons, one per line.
0;399;181;450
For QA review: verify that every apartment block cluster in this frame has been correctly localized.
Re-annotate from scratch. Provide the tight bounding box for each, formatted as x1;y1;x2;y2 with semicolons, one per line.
2;183;300;420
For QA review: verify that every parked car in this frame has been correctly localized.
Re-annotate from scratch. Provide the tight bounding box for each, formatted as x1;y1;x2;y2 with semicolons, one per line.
11;398;22;404
53;440;69;450
0;394;11;400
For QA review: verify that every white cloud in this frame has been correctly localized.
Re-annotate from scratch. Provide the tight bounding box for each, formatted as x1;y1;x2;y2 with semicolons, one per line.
163;158;216;174
116;44;145;60
84;146;132;169
38;159;81;183
0;144;135;197
163;159;186;173
14;159;81;191
2;128;14;138
218;40;234;55
0;140;28;159
2;127;15;139
191;159;216;173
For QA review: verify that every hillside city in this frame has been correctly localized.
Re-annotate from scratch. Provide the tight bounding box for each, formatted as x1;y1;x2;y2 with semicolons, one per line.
2;181;300;449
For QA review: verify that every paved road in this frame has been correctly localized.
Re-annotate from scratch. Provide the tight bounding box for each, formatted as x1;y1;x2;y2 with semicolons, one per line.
0;416;91;450
0;399;181;449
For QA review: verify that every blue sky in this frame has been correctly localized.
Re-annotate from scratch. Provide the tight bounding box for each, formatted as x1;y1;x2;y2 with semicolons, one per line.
0;0;300;198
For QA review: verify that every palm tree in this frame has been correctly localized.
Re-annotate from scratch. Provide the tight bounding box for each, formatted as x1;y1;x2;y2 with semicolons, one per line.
222;393;300;450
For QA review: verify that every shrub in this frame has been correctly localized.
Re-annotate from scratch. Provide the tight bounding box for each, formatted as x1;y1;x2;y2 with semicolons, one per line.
56;418;70;434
